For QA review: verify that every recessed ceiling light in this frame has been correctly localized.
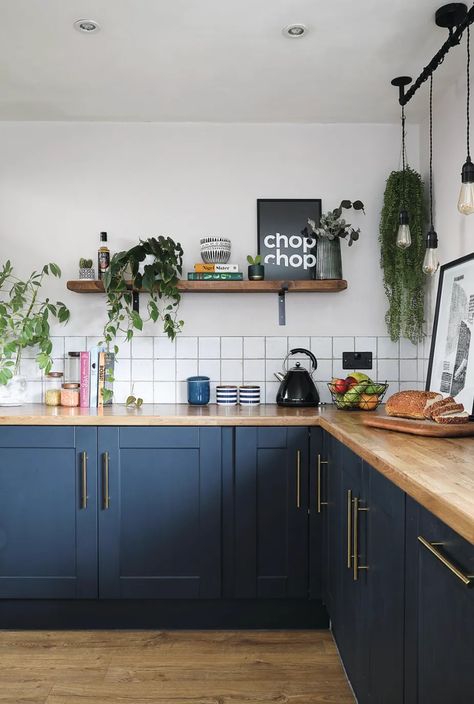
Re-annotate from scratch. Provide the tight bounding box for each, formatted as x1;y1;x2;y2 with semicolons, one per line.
282;24;307;38
74;19;101;34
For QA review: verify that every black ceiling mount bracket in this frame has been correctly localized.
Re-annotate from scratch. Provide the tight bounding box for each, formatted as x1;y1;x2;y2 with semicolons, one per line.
392;3;473;106
391;76;413;101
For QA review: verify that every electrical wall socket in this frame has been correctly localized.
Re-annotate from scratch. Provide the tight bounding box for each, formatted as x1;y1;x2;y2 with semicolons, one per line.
342;351;373;370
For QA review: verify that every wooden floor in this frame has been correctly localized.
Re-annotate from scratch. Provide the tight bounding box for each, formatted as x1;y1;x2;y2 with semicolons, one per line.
0;630;354;703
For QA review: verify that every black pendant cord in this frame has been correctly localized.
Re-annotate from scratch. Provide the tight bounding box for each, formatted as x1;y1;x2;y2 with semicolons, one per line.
467;24;471;159
401;104;407;207
429;74;434;229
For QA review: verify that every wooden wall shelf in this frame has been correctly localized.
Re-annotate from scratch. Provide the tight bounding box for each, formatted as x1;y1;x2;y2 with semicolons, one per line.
67;279;348;294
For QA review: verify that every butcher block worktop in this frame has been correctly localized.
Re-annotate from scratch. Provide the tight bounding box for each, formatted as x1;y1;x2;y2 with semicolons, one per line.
1;403;474;544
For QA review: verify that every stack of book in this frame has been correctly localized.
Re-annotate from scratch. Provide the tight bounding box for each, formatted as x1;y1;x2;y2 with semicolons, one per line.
79;347;115;408
187;263;243;281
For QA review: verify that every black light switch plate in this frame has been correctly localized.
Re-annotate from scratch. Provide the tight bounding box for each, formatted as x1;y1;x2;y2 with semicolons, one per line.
342;351;373;370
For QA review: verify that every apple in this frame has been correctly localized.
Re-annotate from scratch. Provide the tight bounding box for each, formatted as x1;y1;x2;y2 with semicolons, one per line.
333;378;349;394
346;376;358;388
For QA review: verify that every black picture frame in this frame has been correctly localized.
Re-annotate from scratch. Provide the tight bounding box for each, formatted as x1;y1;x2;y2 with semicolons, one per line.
257;199;322;280
426;251;474;417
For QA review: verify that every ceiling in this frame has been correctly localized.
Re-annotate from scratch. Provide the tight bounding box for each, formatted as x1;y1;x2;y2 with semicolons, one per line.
0;0;466;122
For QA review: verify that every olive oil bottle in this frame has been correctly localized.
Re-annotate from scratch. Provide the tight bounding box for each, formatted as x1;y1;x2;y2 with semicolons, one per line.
98;232;110;280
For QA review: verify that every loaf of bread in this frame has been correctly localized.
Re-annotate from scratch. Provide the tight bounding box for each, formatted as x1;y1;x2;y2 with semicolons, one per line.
424;395;453;419
432;403;465;420
386;391;442;419
433;410;470;424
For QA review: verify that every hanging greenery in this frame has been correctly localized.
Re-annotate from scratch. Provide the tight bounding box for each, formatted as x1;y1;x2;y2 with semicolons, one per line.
379;167;426;344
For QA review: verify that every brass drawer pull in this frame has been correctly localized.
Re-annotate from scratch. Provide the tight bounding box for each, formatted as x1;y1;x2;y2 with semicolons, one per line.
296;449;301;509
80;451;88;510
102;452;110;510
418;536;474;588
353;497;369;581
317;455;328;513
347;489;352;568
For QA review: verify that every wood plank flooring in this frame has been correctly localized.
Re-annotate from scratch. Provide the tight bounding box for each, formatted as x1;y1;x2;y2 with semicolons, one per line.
0;630;354;703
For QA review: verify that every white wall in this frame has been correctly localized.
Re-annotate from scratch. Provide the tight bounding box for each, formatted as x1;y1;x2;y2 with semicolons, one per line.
0;121;418;337
420;76;474;332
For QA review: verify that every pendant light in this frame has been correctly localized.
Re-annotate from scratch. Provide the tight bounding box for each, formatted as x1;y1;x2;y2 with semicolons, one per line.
423;74;440;276
458;24;474;214
396;103;412;248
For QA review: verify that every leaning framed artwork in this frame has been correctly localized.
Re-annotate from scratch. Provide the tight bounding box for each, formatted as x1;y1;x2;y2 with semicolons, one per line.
257;199;321;280
426;252;474;416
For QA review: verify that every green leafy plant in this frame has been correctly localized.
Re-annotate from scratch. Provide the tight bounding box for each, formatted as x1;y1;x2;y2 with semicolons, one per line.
79;258;93;268
379;168;426;344
246;254;262;266
308;199;365;246
125;394;143;408
0;261;70;385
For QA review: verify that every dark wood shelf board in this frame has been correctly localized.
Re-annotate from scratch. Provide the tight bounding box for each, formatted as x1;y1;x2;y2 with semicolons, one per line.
67;279;348;294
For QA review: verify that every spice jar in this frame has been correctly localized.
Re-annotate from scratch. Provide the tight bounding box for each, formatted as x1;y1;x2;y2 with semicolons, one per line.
61;383;80;407
44;372;63;407
65;351;81;384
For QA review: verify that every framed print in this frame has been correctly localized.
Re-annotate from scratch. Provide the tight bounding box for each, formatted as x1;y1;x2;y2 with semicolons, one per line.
426;252;474;415
257;199;321;280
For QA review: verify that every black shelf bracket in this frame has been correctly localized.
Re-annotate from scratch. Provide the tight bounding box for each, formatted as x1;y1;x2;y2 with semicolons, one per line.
132;291;140;313
278;282;289;325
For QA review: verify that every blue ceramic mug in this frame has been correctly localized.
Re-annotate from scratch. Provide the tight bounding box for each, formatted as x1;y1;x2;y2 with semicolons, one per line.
187;376;210;405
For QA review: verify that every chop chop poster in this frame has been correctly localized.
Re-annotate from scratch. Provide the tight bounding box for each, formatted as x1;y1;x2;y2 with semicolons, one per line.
430;259;474;413
257;200;321;280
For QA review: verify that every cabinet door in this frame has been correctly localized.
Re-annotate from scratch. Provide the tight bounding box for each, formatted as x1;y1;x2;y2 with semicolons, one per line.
0;427;97;598
309;427;324;599
98;427;222;599
234;427;308;598
365;462;405;704
405;498;474;704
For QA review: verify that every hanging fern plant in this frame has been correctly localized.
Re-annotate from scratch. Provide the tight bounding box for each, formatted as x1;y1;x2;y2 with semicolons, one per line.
379;167;426;344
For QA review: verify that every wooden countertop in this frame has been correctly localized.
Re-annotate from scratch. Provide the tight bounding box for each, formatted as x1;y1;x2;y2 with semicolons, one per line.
1;404;473;545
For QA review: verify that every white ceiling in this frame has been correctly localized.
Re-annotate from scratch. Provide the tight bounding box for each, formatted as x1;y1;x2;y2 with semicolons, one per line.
0;0;466;122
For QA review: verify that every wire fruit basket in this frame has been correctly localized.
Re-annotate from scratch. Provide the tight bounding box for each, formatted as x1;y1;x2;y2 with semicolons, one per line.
327;380;389;411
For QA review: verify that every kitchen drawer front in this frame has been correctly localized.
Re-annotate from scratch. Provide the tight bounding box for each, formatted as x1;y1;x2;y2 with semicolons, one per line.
0;426;75;448
119;427;200;448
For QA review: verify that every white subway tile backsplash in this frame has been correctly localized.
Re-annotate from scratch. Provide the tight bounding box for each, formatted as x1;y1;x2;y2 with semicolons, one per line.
154;381;176;403
64;336;86;355
244;336;265;359
265;381;280;404
355;337;377;356
51;337;65;358
130;380;153;403
311;336;332;359
154;359;176;382
155;337;176;359
25;380;43;403
289;337;310;353
400;338;418;359
176;359;198;380
377;337;399;358
333;337;354;359
86;336;102;351
113;381;131;404
198;337;220;359
221;359;243;383
314;359;332;382
132;336;153;359
378;359;399;381
221;337;243;359
265;360;280;382
114;358;131;382
131;359;153;381
176;381;188;404
198;359;221;381
176;336;198;359
243;359;265;381
400;359;418;382
266;336;288;359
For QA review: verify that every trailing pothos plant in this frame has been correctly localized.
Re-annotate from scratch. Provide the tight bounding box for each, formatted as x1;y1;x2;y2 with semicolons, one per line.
101;236;184;403
379;168;425;344
308;199;365;246
0;261;70;385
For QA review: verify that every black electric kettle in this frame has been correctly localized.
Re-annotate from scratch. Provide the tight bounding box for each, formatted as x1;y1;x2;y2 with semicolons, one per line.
275;348;320;407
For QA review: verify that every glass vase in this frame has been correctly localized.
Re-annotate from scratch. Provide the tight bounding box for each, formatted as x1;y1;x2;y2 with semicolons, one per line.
315;237;343;280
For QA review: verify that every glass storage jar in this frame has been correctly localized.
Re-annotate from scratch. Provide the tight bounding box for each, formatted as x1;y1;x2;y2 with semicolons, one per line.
61;382;80;407
44;372;63;407
65;351;81;384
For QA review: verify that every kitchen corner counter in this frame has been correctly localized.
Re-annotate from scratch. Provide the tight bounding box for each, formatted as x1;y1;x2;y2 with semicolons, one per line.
1;403;473;544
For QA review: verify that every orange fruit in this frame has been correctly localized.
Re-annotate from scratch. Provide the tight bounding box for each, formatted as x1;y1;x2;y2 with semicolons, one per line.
359;393;379;411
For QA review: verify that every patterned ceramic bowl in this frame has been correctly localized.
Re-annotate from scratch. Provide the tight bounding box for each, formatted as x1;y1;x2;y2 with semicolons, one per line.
200;237;232;264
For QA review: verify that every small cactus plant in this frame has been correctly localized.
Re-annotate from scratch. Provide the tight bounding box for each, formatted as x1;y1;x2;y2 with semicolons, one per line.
79;258;95;279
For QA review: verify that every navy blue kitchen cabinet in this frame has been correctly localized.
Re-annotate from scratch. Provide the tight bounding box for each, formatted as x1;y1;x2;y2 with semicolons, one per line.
98;427;222;599
0;426;97;598
405;497;474;704
233;427;310;599
322;437;405;704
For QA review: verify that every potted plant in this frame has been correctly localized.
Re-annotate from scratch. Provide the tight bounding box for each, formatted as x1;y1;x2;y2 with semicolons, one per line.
308;199;364;280
247;254;264;281
102;234;183;345
0;261;70;405
79;258;95;279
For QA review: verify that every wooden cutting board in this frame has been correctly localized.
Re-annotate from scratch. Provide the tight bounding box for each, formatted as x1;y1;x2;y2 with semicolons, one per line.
362;414;474;437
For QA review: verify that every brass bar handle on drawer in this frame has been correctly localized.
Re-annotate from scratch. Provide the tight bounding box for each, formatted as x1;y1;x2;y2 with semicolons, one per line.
347;490;352;568
418;536;474;587
80;451;88;510
353;497;369;581
102;452;110;510
296;449;301;509
317;455;329;514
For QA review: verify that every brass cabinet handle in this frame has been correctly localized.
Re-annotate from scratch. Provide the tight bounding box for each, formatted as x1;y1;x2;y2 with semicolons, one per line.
80;451;88;510
296;449;301;509
102;451;110;510
418;536;474;588
347;489;353;568
353;497;369;581
317;455;329;513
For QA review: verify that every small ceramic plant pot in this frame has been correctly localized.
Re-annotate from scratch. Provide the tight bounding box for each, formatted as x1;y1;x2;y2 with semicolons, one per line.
248;264;265;281
79;267;96;279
